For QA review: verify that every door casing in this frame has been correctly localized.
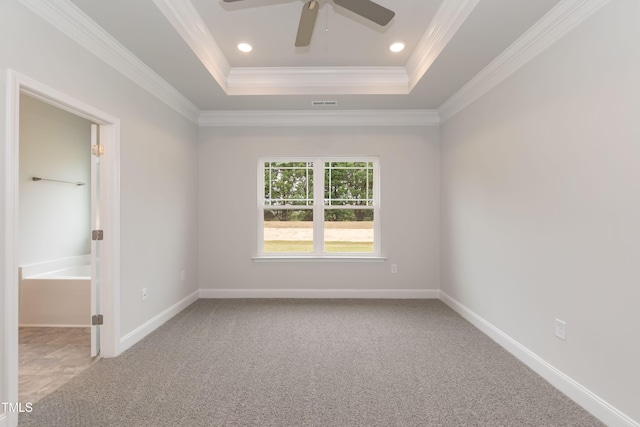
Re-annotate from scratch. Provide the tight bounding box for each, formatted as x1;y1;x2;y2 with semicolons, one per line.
3;70;121;427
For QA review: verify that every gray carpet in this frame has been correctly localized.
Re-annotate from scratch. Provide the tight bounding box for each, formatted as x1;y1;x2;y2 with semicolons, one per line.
20;299;603;426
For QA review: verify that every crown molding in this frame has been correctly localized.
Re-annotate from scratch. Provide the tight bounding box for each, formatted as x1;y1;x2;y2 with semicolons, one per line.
152;0;230;92
405;0;480;92
226;67;409;95
438;0;614;123
18;0;200;123
153;0;459;96
198;109;440;127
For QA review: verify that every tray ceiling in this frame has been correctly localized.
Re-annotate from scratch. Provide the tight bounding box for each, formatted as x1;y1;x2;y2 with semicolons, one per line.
67;0;561;110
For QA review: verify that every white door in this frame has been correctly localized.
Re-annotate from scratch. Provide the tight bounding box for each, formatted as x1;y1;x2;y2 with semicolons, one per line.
90;123;101;357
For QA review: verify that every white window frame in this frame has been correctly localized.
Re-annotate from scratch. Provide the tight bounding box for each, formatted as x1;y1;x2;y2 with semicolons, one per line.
256;157;384;261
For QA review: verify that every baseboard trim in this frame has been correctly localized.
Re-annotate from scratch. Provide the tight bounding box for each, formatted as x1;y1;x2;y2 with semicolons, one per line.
119;290;199;354
439;291;639;427
199;288;439;299
19;324;90;328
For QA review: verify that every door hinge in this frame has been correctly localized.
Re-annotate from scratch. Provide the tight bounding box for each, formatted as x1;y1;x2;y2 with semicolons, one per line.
92;314;103;326
92;144;104;156
92;229;104;241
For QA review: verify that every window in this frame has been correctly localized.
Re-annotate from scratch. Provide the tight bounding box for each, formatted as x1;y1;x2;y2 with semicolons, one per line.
258;158;380;258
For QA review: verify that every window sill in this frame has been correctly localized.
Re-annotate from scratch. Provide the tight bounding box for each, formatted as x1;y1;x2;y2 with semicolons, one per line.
252;256;387;263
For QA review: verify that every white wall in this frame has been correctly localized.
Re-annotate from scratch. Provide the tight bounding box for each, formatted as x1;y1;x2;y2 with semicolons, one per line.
440;0;640;423
1;0;199;411
199;126;440;293
19;94;91;266
0;64;8;426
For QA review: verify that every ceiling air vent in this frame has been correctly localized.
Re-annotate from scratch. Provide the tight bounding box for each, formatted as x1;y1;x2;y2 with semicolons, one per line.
312;101;338;107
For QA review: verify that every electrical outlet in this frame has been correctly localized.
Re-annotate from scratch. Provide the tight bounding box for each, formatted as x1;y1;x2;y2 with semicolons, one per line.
180;270;186;282
555;318;566;341
391;264;398;274
141;288;148;301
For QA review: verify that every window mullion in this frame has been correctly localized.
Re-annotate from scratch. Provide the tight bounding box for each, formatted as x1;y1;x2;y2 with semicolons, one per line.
269;164;272;202
366;163;369;202
374;160;380;256
313;160;324;255
328;164;332;206
306;162;310;206
258;161;265;255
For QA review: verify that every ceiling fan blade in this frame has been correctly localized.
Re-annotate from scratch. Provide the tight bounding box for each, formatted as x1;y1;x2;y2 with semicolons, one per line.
333;0;394;26
295;1;319;47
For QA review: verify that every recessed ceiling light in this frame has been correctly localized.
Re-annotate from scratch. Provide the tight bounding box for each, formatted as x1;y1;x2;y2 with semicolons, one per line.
388;41;405;53
237;42;253;53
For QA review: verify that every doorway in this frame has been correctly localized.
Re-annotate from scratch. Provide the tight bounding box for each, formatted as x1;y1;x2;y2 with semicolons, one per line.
17;94;96;403
3;70;121;426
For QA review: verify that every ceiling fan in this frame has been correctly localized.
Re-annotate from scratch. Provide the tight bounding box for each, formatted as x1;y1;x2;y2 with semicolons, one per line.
222;0;395;47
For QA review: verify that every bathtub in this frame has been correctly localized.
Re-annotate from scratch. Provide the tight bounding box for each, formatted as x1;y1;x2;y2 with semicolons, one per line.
19;255;91;327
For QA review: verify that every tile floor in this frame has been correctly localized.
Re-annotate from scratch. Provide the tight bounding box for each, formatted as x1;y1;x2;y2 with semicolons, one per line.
19;327;97;403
